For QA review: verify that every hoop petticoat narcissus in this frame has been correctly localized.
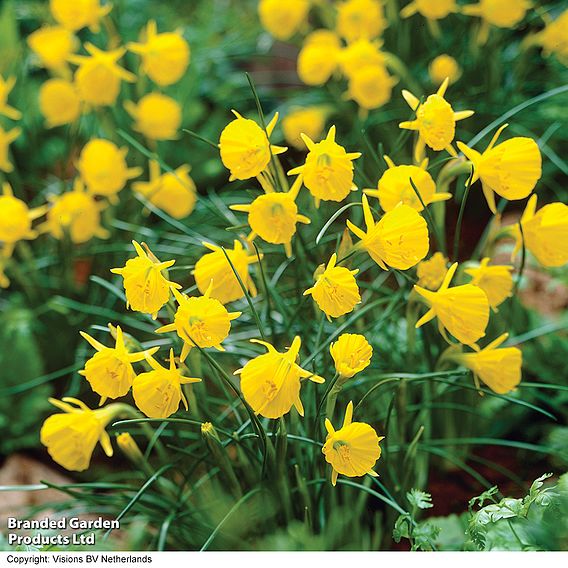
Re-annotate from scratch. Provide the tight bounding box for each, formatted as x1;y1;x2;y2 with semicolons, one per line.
322;401;384;486
0;126;21;173
347;194;429;270
128;20;190;86
27;26;77;73
50;0;112;33
219;111;286;181
297;30;341;86
258;0;309;41
338;39;385;80
79;324;159;404
282;107;326;150
155;283;241;362
77;139;142;202
330;333;372;379
416;252;449;290
236;336;325;419
288;126;361;205
509;195;568;268
346;65;396;113
230;175;311;258
414;262;490;346
364;155;451;212
399;78;474;161
193;240;259;304
133;160;197;220
464;257;514;312
125;93;182;141
0;76;22;121
530;9;568;65
456;124;542;214
132;348;201;419
303;253;361;320
40;397;120;472
111;240;181;319
400;0;458;21
336;0;387;43
69;43;136;107
39;79;81;128
429;54;461;85
445;333;522;394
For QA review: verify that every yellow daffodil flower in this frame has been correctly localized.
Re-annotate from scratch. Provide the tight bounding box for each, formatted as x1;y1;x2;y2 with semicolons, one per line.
429;54;461;85
79;324;159;404
219;111;286;181
347;195;429;270
364;155;451;212
0;126;21;173
111;240;180;319
288;126;361;205
50;0;112;32
416;252;449;290
446;333;522;394
40;397;120;471
304;253;361;319
464;257;513;312
297;30;342;86
456;124;541;214
282;107;326;150
132;160;197;220
509;195;568;268
338;39;385;79
39;79;81;128
69;43;135;107
346;64;396;112
230;174;310;257
399;78;474;161
27;26;77;73
77;139;142;202
132;348;201;419
330;333;372;379
258;0;309;41
194;240;259;304
530;9;568;65
323;401;383;486
414;262;490;346
0;76;21;120
128;20;190;86
336;0;387;43
236;336;325;419
156;283;241;362
125;93;182;141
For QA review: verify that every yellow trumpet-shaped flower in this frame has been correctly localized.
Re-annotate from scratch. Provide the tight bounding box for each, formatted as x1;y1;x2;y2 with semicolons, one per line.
364;155;451;212
111;240;181;319
323;401;383;486
446;333;522;394
399;78;474;161
193;240;259;304
40;397;120;472
346;65;396;112
463;0;530;44
330;333;372;379
531;9;568;65
282;107;326;150
429;54;461;85
464;257;513;312
156;283;241;362
77;139;142;202
27;26;77;73
132;160;197;220
0;76;21;121
401;0;458;21
79;324;159;404
219;111;286;181
297;30;342;86
50;0;112;32
39;79;81;128
288;126;361;205
457;124;541;214
347;195;429;270
338;39;385;80
0;183;46;263
69;43;135;107
230;175;310;257
128;20;190;86
414;262;490;346
304;253;361;319
258;0;309;41
416;252;449;290
0;126;21;173
41;180;108;244
132;348;201;419
336;0;387;43
510;195;568;268
125;93;182;141
236;336;325;419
